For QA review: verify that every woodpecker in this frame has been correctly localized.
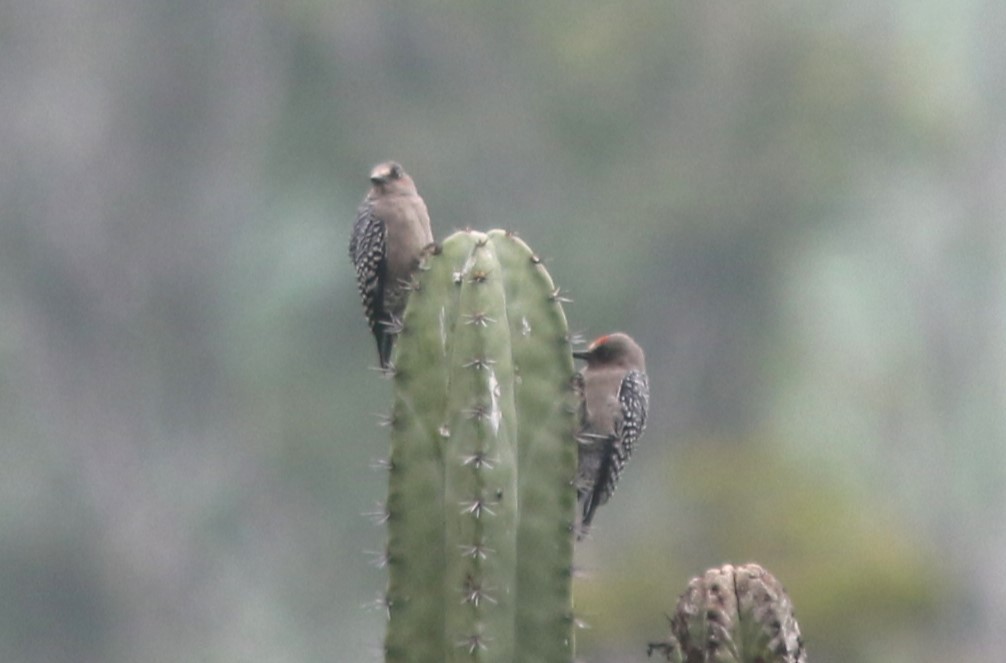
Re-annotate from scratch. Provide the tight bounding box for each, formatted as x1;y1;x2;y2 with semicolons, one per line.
572;332;649;538
349;161;434;368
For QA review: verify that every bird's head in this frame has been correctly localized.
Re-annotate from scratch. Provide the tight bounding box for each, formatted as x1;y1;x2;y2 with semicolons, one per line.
369;161;416;195
573;332;646;371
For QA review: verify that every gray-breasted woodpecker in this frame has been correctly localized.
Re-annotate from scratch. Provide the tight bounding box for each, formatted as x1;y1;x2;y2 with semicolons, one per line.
572;332;649;538
349;161;434;368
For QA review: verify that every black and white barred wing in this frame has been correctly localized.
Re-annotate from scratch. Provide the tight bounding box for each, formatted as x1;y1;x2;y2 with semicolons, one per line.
580;370;649;530
616;369;649;463
349;204;390;363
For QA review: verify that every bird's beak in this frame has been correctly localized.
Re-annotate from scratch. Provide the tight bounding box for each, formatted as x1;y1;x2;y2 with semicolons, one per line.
370;175;387;185
572;350;591;360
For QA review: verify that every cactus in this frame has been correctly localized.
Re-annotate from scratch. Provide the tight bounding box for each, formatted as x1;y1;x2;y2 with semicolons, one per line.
648;563;807;663
383;229;578;663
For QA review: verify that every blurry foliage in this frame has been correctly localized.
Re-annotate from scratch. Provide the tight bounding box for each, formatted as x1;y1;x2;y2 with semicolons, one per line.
677;443;944;659
575;441;946;662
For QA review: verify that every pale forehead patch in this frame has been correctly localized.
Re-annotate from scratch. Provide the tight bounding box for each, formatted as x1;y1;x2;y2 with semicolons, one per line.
370;161;400;180
371;163;391;179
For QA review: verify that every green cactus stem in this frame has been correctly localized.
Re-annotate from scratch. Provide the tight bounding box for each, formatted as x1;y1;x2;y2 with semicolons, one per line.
383;229;578;663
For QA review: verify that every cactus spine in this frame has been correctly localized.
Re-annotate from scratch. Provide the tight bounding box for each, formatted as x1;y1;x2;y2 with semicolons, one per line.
384;230;578;662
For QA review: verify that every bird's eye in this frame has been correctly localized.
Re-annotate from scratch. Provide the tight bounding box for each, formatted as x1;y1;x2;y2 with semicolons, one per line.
389;165;401;179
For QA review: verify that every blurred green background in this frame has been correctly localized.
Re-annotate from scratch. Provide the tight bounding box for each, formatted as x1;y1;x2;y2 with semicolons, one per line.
2;2;1004;662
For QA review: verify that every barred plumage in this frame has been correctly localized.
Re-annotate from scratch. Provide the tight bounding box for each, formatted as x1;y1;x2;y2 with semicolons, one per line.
572;333;649;538
349;162;433;367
